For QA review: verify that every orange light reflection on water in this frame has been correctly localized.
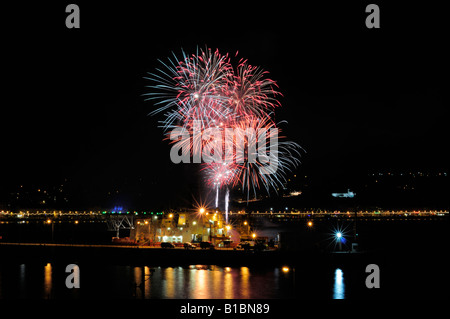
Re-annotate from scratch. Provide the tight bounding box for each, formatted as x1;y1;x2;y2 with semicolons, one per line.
44;263;52;299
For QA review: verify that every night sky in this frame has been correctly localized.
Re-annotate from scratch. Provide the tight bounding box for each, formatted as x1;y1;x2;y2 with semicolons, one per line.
1;2;447;209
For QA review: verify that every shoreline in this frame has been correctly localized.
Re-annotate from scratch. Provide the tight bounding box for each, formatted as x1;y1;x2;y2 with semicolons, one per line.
0;241;380;268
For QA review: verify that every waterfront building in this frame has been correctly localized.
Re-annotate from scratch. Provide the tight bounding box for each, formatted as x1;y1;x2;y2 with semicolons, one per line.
132;209;231;246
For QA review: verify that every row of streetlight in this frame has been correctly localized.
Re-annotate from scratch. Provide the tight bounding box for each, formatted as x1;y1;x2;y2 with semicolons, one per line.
136;206;316;238
46;219;78;225
45;219;81;242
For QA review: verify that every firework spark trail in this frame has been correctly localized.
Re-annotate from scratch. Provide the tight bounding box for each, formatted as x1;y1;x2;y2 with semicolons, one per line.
225;59;281;121
225;187;230;224
215;184;219;208
218;115;303;200
145;47;303;207
143;48;232;131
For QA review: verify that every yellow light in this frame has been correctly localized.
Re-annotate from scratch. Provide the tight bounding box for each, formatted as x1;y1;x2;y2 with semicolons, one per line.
46;219;52;224
193;221;197;225
252;233;256;239
225;225;231;230
282;267;290;273
144;220;149;225
244;221;248;225
169;214;173;218
199;208;205;214
137;221;141;225
225;267;231;272
307;221;313;227
74;220;79;224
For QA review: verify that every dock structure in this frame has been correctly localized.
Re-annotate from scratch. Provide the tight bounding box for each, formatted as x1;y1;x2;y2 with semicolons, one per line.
1;209;447;247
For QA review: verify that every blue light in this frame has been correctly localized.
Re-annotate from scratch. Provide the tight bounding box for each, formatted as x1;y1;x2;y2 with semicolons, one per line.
333;268;345;299
330;224;349;249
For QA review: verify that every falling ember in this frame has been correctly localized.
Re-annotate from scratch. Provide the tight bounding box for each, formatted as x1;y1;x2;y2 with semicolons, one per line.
225;187;230;224
215;184;219;208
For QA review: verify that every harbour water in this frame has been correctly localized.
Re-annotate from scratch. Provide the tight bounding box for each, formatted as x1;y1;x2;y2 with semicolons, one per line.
0;263;346;299
0;215;448;300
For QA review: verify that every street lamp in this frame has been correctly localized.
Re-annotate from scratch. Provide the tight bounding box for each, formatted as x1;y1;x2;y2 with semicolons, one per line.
243;221;250;236
197;208;207;241
336;232;342;251
225;225;231;237
209;220;213;242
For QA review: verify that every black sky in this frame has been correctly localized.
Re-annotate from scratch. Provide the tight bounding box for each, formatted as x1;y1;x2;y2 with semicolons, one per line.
1;1;447;209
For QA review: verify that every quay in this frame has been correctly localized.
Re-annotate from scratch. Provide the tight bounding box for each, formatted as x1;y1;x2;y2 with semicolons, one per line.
0;241;285;266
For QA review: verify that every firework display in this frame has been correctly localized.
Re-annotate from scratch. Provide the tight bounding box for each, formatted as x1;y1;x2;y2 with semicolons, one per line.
144;47;302;210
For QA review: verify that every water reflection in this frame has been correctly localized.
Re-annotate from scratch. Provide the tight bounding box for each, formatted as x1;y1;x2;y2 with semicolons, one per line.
192;268;208;298
224;267;233;299
0;264;301;299
19;264;26;298
176;267;184;298
240;267;250;298
164;267;175;298
333;268;345;299
133;267;142;299
134;267;141;283
132;265;261;299
144;266;151;299
43;263;52;299
213;268;221;295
